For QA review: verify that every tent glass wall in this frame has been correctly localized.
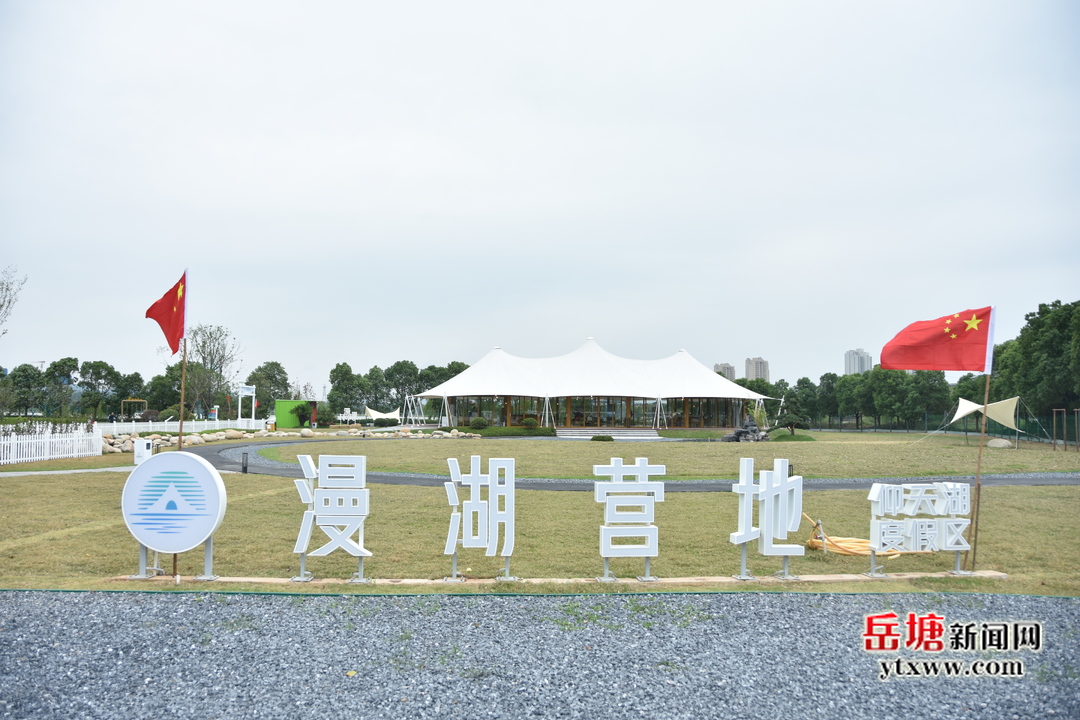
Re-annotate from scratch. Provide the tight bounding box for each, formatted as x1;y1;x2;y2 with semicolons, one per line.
448;395;736;428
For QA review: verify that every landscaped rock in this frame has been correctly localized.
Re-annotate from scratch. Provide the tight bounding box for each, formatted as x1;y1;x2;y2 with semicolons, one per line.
336;430;349;436
102;441;121;453
225;429;244;440
120;440;134;453
300;428;314;438
986;438;1013;449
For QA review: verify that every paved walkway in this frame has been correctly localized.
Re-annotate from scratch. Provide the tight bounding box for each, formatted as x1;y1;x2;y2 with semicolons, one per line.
4;440;1077;493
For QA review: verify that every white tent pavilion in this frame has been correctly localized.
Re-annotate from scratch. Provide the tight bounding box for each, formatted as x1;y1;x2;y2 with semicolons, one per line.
408;338;767;429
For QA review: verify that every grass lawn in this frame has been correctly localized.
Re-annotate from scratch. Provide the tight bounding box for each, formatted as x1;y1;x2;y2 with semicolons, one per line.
261;430;1080;480
1;458;1077;595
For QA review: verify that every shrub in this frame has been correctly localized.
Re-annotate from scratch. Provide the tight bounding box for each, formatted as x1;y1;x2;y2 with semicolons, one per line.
522;418;538;429
374;417;399;427
591;435;614;442
160;404;194;421
140;409;160;423
291;403;313;426
469;416;489;430
315;402;334;428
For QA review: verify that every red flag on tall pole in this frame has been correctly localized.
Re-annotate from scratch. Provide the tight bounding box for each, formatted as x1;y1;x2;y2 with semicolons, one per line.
145;272;186;353
880;306;994;373
880;305;996;574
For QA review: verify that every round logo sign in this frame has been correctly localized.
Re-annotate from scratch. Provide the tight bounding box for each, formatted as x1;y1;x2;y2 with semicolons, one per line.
121;451;227;554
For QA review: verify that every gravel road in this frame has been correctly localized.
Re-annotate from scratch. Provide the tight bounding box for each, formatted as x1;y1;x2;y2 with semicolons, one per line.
1;590;1076;719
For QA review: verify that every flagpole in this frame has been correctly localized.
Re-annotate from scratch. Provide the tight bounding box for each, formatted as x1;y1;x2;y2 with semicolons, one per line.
178;337;187;450
965;372;991;571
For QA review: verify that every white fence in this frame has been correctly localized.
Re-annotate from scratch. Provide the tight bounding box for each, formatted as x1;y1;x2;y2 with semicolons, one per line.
0;428;104;466
93;418;266;436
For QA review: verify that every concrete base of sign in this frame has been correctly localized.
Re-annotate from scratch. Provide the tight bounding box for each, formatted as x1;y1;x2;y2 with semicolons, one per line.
114;569;1008;586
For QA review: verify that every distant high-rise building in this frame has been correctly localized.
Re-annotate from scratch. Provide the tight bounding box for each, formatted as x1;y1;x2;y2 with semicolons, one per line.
745;357;769;383
713;363;736;381
845;348;873;375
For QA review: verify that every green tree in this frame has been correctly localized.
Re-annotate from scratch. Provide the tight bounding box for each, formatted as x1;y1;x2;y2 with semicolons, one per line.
144;363;183;412
993;300;1080;414
772;391;810;435
818;372;839;428
43;357;79;417
835;372;865;430
246;361;291;418
385;360;421;407
363;366;392;412
327;362;368;413
867;366;907;428
8;364;43;416
77;360;121;419
113;372;145;415
793;377;819;425
904;370;952;428
952;372;987;405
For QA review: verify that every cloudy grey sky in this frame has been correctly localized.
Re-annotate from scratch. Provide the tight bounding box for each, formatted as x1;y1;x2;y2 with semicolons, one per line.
1;1;1077;396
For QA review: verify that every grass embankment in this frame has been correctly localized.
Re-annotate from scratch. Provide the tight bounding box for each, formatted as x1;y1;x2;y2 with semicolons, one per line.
260;431;1080;480
0;459;1077;595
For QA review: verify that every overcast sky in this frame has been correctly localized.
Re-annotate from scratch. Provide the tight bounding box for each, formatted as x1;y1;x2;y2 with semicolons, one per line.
1;1;1077;397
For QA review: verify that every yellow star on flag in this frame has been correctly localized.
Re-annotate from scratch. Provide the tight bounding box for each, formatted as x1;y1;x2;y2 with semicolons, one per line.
964;314;983;332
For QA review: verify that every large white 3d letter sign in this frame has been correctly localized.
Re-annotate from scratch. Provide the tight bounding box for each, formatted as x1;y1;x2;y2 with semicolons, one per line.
729;457;803;579
444;455;516;581
293;455;371;582
868;481;971;575
594;457;666;582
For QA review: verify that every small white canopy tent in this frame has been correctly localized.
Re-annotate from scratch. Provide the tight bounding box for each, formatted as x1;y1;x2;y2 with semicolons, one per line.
410;338;768;427
949;396;1019;431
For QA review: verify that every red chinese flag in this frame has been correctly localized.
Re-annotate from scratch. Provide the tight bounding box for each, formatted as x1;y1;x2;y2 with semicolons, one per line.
880;306;994;372
145;272;186;354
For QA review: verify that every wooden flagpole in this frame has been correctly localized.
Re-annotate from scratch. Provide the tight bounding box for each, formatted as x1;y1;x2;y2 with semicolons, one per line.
965;372;991;571
178;337;187;450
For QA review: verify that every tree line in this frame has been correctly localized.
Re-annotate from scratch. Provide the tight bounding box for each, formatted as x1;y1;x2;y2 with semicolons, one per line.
327;360;469;414
738;298;1079;433
0;322;470;422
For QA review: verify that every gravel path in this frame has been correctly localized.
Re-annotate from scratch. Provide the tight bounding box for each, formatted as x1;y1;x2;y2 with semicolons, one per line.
1;590;1076;719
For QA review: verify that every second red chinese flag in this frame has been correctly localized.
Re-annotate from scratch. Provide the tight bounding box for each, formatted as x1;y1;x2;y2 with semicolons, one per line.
880;306;994;372
145;272;187;354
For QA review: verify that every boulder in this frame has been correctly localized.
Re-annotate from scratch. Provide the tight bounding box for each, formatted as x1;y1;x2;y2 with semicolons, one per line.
102;440;121;453
102;433;114;440
300;428;314;438
336;430;349;436
120;440;134;453
225;429;245;440
130;432;140;439
986;438;1013;449
149;434;161;440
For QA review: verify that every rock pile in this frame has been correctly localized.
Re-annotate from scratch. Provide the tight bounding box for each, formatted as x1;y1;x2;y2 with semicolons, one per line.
100;427;481;453
719;417;770;443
